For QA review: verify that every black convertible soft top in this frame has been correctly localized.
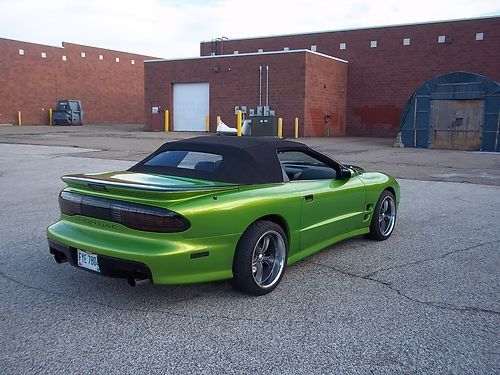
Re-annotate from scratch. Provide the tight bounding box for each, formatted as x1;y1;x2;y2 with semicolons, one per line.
129;136;312;184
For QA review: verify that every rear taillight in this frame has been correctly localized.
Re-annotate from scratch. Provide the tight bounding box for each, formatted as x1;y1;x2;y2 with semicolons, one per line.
59;191;190;233
59;190;83;215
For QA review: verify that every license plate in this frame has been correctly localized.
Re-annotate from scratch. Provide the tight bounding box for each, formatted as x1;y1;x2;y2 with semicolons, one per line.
77;249;100;273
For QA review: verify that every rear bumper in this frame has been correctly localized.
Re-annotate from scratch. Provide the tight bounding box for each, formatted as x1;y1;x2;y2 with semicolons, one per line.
47;216;239;285
48;239;152;281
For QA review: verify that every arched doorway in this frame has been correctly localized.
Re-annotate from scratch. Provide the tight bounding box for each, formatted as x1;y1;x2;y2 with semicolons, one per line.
399;72;500;151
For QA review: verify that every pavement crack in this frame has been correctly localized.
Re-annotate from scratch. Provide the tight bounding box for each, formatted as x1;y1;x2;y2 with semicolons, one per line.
302;258;500;316
363;239;500;278
0;269;290;325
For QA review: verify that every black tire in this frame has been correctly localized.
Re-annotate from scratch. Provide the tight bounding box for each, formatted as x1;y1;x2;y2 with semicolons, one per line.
232;220;288;296
369;190;397;241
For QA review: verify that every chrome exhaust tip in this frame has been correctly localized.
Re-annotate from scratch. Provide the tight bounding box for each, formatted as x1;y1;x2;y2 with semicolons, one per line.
127;277;149;287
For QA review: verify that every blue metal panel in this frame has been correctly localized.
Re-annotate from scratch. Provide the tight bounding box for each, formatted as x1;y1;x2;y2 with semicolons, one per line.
482;95;500;152
483;95;500;132
431;92;485;100
399;96;431;148
415;96;430;148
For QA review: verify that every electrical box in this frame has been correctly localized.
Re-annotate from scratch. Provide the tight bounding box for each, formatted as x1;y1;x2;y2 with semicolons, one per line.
234;105;248;114
250;116;277;136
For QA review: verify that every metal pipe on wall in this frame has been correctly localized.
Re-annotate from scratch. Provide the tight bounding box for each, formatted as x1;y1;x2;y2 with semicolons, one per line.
259;66;262;107
266;65;269;107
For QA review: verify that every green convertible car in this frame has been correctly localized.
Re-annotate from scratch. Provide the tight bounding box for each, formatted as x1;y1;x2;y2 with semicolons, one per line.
48;136;399;295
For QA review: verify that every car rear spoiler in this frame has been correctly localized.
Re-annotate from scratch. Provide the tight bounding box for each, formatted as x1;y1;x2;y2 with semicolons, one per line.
61;175;239;193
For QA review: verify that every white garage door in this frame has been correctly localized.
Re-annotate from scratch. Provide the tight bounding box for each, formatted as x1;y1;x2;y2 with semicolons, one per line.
173;82;209;131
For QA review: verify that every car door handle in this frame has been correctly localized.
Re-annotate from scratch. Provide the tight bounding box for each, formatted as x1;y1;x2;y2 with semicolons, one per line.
304;194;314;202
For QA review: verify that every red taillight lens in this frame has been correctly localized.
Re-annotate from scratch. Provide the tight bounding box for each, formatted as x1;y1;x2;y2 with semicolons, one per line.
59;191;83;215
110;201;189;232
59;191;190;233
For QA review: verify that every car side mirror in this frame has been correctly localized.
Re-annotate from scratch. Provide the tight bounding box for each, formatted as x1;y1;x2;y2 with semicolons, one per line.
339;167;352;180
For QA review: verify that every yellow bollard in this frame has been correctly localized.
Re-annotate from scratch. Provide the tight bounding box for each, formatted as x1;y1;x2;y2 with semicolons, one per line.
164;110;169;132
236;110;242;137
205;115;210;132
217;116;221;125
294;117;299;139
277;117;283;139
18;110;22;126
49;108;53;126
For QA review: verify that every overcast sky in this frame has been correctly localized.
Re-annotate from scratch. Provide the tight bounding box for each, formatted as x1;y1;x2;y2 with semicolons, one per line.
0;0;498;58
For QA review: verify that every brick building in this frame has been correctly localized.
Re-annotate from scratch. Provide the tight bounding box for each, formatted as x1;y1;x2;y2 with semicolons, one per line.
0;38;155;125
145;50;347;138
145;16;500;140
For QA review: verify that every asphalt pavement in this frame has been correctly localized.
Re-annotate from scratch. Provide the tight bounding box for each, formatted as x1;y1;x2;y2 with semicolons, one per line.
0;135;499;374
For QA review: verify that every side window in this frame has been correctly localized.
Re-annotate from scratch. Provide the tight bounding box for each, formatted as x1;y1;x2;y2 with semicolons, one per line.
278;150;337;181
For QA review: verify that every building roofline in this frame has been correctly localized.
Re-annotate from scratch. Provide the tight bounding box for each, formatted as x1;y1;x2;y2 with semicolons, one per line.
0;37;157;58
200;15;500;44
0;37;64;49
145;49;348;64
61;41;158;58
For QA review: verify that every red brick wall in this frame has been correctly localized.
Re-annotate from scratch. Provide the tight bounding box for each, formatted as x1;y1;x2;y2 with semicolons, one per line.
0;38;155;125
201;17;500;137
304;54;347;137
145;52;309;136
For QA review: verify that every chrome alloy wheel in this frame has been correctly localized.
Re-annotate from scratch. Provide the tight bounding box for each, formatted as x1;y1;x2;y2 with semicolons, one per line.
251;230;286;288
378;195;396;236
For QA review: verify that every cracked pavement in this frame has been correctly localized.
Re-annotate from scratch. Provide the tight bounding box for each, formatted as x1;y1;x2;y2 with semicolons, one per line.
0;139;499;374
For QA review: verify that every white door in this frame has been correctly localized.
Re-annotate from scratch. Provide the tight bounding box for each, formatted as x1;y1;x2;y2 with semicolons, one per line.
173;83;209;131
